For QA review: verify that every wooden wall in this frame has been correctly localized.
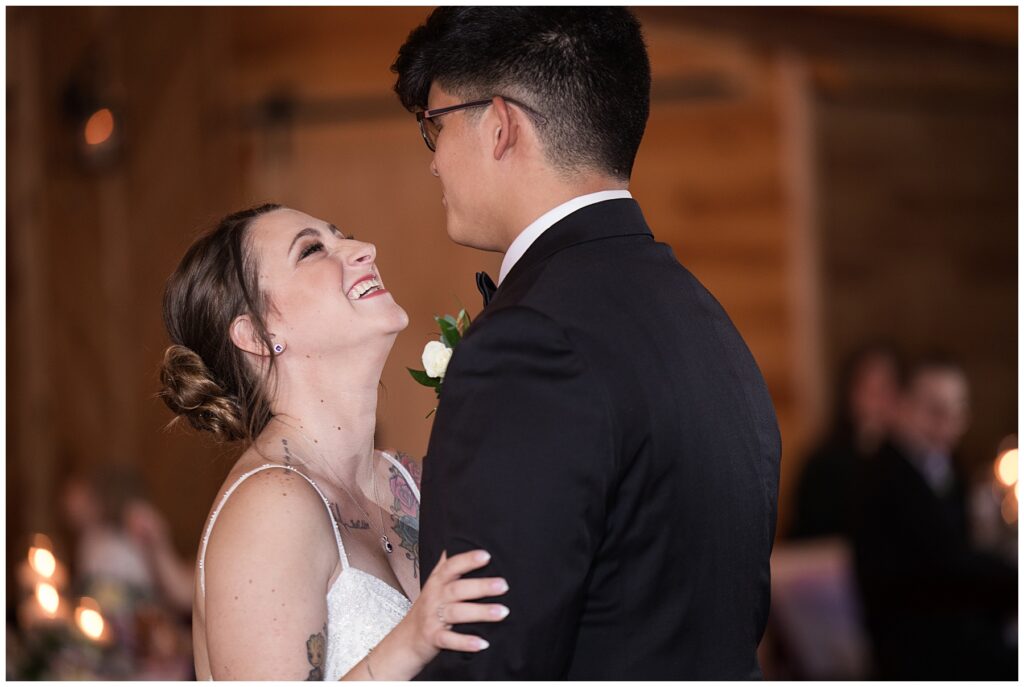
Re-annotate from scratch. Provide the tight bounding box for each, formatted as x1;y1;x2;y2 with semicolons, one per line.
7;7;249;563
7;7;1016;565
815;52;1017;476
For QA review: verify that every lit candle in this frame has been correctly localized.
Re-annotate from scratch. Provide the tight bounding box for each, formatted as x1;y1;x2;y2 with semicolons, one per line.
19;534;68;589
29;546;56;578
36;582;59;617
18;581;70;629
995;448;1019;488
74;597;111;645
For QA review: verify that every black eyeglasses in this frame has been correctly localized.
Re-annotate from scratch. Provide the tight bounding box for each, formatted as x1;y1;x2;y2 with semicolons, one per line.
415;97;546;152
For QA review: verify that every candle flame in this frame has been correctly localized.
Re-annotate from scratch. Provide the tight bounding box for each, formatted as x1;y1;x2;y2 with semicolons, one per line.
75;604;105;640
35;583;59;616
995;448;1018;487
28;547;57;578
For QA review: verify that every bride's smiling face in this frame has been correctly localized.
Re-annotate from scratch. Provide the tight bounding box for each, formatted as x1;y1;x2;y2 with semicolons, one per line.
247;208;408;358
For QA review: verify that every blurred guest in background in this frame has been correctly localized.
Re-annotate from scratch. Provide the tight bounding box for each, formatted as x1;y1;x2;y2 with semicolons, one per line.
59;468;194;679
852;356;1017;679
789;343;903;540
61;468;192;614
122;499;196;614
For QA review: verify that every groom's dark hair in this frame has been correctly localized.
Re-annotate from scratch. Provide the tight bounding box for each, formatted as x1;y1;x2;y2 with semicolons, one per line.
392;7;651;181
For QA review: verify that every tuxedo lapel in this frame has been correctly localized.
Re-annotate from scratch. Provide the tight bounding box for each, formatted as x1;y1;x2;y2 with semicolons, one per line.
495;198;653;300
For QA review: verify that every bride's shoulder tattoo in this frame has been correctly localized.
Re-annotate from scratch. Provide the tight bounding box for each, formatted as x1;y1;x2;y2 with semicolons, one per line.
330;501;369;531
387;453;421;578
305;623;326;680
395;451;423;488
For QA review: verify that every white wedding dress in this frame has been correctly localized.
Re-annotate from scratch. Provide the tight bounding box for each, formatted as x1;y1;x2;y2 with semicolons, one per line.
197;451;420;680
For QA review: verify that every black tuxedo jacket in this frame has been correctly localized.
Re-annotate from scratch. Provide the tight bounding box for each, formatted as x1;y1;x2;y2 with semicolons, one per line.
416;199;781;679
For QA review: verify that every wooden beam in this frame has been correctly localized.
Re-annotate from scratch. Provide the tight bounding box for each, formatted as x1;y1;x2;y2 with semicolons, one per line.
636;7;1015;63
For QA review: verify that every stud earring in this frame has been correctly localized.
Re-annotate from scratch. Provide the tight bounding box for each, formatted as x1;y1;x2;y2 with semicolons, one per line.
273;342;285;354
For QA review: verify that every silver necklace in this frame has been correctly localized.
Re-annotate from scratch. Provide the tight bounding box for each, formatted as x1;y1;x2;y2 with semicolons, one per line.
270;415;393;555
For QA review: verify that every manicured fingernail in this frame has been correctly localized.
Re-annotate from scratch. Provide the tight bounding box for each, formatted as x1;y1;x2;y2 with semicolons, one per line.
492;579;509;593
492;605;510;619
476;639;490;650
476;550;491;563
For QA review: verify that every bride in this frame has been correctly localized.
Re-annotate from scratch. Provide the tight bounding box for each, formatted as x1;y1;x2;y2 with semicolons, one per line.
159;204;509;679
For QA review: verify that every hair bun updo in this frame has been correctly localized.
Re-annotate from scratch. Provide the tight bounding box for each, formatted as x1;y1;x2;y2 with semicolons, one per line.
159;344;246;442
160;203;283;444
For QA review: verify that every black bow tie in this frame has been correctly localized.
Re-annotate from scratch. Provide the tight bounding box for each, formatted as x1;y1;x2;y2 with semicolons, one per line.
476;271;497;307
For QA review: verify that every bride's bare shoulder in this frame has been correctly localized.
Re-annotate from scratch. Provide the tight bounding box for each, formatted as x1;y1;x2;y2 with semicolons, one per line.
203;461;337;584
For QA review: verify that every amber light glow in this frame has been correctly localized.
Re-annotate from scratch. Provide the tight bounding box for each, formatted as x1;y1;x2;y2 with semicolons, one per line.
28;546;56;579
1001;492;1017;524
35;583;60;617
995;448;1018;487
75;598;105;641
84;108;115;146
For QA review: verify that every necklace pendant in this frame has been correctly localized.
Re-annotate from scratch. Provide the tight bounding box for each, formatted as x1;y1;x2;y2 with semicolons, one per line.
381;534;394;554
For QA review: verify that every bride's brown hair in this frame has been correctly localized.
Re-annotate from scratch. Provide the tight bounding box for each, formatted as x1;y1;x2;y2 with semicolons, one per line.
159;203;283;442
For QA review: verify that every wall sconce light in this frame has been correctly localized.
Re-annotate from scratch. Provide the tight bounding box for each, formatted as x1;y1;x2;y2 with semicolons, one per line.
62;67;122;171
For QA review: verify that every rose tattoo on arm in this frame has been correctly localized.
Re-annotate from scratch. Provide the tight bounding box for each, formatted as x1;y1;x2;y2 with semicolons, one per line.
388;452;421;578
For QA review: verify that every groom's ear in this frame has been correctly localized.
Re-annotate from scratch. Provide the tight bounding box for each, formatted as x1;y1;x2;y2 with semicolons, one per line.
490;96;519;161
229;314;271;358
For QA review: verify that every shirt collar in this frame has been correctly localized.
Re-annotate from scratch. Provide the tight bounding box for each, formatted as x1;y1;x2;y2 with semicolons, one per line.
498;190;633;284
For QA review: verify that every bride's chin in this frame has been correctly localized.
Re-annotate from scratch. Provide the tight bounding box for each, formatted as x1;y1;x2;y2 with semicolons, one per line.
387;305;410;333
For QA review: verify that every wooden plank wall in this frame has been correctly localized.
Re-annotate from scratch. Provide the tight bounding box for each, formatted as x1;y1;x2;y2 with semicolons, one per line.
815;53;1017;474
7;7;249;562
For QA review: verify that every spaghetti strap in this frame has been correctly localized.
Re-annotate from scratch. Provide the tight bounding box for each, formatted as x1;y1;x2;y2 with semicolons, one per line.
198;464;348;597
378;451;421;503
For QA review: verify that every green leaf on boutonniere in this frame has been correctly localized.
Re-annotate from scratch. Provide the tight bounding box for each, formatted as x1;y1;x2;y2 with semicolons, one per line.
407;368;441;388
436;317;461;349
456;308;471;335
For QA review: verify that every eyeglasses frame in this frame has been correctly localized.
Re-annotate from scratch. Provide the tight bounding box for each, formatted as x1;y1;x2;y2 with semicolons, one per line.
415;96;547;152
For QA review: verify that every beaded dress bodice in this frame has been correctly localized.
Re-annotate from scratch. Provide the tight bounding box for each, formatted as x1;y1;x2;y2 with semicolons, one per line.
198;452;419;680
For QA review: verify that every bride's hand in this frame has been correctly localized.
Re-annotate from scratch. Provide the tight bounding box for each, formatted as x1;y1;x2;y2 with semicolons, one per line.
406;549;509;662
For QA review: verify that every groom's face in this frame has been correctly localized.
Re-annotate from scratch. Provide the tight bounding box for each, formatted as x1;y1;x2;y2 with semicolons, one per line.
425;84;505;251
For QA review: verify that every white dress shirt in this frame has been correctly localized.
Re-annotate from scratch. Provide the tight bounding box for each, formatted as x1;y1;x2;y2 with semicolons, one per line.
498;190;633;284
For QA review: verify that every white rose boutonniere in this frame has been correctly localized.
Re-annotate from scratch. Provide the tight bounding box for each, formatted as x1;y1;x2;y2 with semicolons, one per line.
421;340;453;380
408;308;471;417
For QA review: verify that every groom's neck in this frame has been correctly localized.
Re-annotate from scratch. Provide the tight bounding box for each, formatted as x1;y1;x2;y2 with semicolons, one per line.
497;170;628;252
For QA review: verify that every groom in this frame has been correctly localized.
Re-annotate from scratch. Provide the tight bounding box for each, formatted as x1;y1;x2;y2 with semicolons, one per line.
393;8;781;679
